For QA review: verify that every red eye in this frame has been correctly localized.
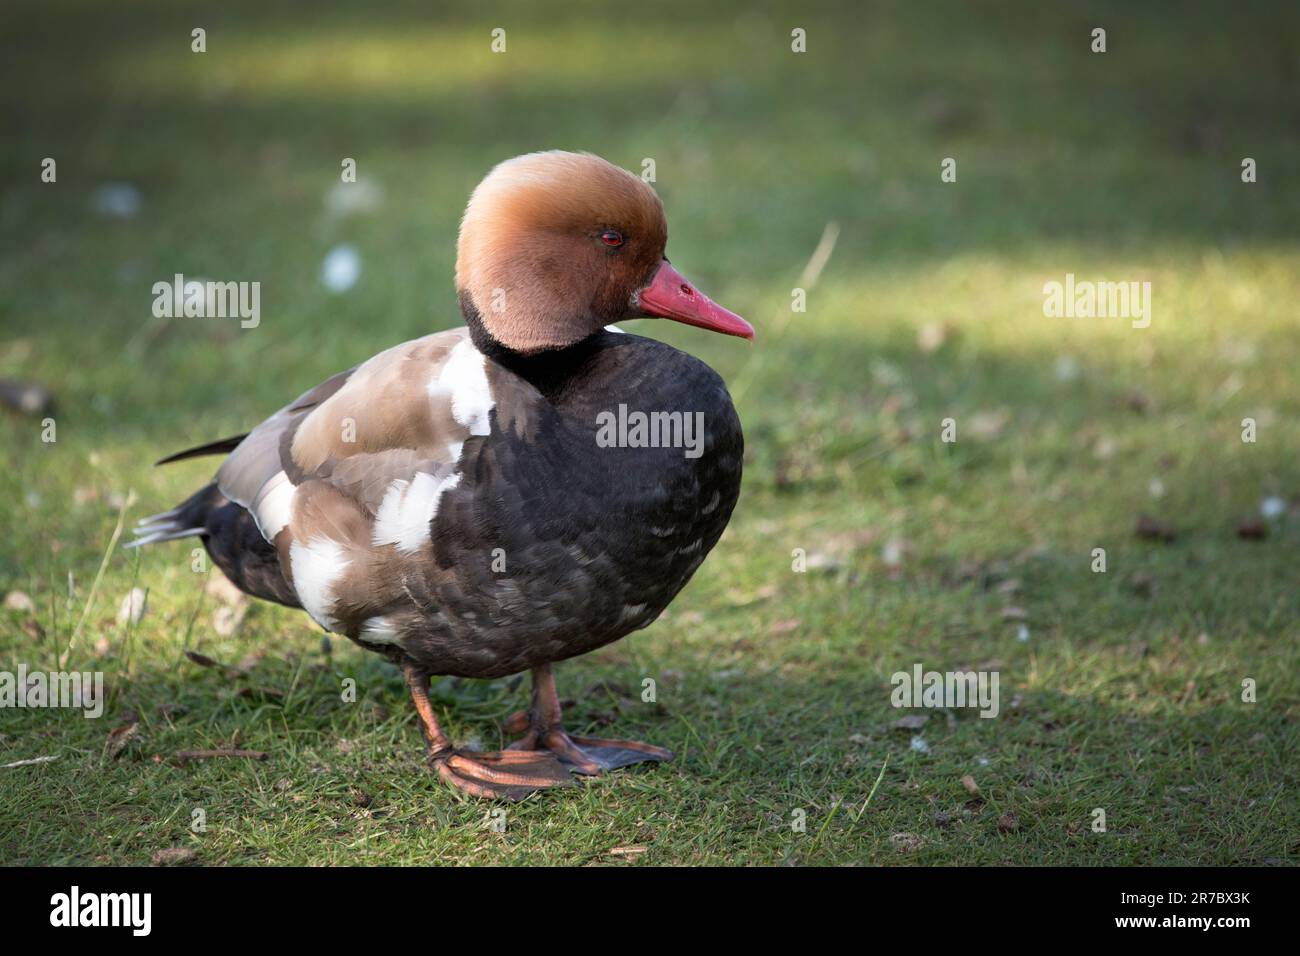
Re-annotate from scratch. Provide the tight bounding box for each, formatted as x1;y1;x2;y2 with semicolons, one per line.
600;230;624;247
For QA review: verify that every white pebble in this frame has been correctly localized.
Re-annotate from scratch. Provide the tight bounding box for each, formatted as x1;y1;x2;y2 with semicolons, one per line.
116;587;148;626
4;590;35;613
1054;355;1082;382
212;604;246;637
321;245;361;293
92;183;142;219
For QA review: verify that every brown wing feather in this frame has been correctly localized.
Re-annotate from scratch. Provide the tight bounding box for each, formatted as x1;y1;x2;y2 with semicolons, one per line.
214;328;500;545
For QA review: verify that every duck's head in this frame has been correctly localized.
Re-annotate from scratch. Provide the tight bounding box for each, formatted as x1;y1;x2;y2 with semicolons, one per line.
456;151;753;354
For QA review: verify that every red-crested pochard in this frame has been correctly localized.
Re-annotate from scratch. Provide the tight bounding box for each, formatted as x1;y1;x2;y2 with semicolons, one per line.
132;151;753;799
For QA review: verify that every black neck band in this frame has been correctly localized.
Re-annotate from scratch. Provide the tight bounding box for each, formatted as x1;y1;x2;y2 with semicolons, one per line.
459;290;606;400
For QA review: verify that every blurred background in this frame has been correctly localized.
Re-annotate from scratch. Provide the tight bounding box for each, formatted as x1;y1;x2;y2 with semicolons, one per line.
1;1;1297;865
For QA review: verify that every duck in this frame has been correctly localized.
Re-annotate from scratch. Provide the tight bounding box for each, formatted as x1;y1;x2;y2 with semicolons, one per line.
130;151;752;800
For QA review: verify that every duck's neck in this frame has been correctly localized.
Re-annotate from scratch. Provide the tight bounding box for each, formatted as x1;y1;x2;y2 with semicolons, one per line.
460;290;606;400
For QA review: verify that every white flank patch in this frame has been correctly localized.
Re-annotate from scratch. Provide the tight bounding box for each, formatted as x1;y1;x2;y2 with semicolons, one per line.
290;537;350;632
432;339;495;436
359;616;402;646
604;324;626;334
372;471;462;553
252;470;295;541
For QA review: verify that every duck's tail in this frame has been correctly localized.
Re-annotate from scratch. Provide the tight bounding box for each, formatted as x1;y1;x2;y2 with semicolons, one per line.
126;483;225;548
127;481;300;609
153;433;247;466
127;434;247;547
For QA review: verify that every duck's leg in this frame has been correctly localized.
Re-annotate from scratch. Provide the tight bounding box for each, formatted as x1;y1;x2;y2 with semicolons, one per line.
505;663;674;775
403;664;574;800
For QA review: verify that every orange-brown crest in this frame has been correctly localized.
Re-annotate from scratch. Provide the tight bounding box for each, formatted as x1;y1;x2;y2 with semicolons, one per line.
456;151;668;353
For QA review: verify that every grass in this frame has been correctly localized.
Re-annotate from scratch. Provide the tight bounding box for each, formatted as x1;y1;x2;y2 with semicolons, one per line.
1;0;1297;865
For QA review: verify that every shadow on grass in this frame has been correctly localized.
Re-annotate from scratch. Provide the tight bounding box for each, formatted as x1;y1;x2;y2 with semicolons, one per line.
0;643;1291;865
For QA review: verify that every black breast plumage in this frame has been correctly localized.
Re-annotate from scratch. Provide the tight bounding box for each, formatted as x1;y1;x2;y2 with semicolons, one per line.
394;331;743;677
